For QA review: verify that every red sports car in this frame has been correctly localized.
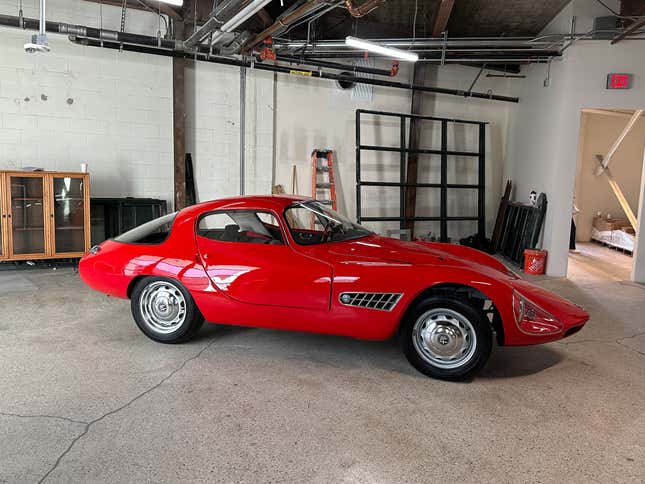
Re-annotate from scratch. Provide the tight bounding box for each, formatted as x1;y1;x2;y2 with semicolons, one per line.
79;195;588;380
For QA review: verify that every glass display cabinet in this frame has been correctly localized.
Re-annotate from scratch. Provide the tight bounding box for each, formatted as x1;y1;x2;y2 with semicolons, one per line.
0;171;90;261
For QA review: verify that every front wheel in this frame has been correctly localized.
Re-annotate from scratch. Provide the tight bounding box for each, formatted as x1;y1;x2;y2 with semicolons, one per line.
400;296;492;381
131;277;204;343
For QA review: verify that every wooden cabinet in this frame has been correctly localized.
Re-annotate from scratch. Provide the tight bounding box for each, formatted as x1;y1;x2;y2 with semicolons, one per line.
0;171;90;261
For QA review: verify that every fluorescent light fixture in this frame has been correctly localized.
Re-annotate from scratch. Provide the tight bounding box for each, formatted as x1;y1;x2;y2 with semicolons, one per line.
222;0;272;32
155;0;184;6
345;36;418;62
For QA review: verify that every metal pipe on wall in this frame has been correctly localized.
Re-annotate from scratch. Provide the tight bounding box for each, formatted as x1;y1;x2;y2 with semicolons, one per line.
70;35;520;102
275;54;396;76
0;13;519;103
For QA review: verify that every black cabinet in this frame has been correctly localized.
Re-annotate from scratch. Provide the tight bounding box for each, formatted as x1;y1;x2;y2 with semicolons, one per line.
91;198;168;245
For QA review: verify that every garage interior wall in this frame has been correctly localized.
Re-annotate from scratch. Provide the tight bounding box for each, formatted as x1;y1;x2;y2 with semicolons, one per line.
574;112;645;242
0;0;174;205
503;0;645;278
274;63;517;240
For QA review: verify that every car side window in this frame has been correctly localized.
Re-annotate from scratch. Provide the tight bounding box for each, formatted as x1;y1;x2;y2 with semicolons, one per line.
197;210;284;245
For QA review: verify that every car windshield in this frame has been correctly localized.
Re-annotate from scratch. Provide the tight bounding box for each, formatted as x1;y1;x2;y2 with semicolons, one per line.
284;201;372;245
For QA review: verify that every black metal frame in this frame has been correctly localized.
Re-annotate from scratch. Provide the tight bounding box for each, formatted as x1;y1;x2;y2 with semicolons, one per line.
355;109;486;242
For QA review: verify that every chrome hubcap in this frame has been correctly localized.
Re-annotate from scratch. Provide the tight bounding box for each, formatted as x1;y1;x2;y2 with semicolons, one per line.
139;281;186;334
412;308;477;369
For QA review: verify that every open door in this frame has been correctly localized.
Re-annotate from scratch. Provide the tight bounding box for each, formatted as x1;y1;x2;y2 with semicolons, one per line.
195;209;332;310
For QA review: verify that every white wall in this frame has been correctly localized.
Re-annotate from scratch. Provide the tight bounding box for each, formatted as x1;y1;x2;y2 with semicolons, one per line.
0;0;173;204
274;61;517;240
504;0;645;276
184;61;274;202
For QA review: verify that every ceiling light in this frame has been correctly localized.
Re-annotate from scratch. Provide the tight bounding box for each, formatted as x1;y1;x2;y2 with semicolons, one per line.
222;0;272;32
345;36;418;62
154;0;183;6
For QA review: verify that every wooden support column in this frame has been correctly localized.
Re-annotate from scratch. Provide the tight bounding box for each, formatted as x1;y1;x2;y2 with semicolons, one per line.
431;0;455;37
173;21;186;211
404;64;426;237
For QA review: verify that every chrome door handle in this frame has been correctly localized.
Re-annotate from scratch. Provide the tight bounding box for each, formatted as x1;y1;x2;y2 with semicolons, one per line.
203;254;209;260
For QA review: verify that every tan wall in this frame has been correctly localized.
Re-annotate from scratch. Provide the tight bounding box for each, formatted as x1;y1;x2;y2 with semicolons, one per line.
574;112;645;241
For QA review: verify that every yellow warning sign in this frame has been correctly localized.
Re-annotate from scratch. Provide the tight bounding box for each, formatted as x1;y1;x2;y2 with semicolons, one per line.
289;69;313;77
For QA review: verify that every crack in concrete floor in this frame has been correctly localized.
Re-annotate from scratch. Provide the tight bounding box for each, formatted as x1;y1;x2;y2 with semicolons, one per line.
35;339;217;483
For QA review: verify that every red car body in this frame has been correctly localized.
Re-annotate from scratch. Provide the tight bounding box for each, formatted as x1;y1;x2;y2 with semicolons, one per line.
79;195;588;346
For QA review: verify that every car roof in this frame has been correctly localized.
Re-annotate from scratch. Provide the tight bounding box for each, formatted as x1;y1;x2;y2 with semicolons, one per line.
178;195;311;219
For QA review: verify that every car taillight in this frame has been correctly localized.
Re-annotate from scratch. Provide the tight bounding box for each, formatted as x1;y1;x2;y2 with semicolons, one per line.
512;290;562;335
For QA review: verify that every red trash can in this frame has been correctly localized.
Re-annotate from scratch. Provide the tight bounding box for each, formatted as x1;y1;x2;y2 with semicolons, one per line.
524;249;547;275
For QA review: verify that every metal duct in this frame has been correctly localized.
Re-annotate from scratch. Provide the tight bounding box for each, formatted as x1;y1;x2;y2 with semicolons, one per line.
242;0;329;53
183;0;251;49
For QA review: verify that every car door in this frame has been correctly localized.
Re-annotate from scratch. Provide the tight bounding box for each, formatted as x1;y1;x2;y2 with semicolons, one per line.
195;209;331;310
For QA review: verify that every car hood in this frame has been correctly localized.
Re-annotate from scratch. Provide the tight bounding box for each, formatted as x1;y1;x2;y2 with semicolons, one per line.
327;235;512;276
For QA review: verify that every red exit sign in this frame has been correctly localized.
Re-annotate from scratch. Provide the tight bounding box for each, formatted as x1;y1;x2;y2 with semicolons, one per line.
606;73;632;89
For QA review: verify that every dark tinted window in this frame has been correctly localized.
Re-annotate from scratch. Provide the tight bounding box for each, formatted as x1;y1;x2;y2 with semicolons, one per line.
114;212;177;244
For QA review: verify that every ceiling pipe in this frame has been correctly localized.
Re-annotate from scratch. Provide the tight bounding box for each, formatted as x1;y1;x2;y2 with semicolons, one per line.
0;13;178;49
183;0;249;49
67;35;519;103
241;0;330;53
344;0;385;18
274;54;397;76
0;13;518;103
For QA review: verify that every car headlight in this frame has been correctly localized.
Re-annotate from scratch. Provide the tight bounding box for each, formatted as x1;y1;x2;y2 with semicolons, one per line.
512;290;562;335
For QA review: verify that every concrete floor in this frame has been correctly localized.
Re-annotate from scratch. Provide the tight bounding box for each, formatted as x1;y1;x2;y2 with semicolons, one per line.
1;245;645;483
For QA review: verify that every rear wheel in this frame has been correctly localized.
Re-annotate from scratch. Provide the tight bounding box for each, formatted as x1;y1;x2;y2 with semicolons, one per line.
131;277;204;343
400;296;492;381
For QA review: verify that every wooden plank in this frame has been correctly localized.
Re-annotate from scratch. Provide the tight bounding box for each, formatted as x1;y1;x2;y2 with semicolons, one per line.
173;21;187;212
491;179;511;251
404;63;426;237
596;109;644;175
432;0;455;37
603;166;638;228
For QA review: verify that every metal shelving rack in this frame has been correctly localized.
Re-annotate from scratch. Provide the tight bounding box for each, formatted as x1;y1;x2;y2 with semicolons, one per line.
355;109;486;242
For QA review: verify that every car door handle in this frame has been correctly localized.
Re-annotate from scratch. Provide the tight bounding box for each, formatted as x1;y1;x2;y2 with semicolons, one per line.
202;253;209;260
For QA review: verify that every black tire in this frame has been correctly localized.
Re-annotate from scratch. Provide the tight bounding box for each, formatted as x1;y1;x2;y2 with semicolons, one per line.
400;296;492;381
131;276;204;344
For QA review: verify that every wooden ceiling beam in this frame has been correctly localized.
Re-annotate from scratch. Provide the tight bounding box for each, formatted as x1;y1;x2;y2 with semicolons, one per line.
431;0;455;37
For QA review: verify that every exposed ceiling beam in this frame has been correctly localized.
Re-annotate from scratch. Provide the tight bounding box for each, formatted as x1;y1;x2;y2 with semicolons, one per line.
431;0;455;37
611;16;645;44
256;7;272;27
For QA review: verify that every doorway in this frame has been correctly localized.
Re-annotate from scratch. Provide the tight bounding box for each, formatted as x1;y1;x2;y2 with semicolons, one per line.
569;108;645;283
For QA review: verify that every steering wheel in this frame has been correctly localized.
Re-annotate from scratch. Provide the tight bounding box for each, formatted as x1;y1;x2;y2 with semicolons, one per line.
321;221;344;242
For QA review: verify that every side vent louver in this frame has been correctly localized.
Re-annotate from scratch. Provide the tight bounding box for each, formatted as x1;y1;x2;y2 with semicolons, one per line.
339;292;402;311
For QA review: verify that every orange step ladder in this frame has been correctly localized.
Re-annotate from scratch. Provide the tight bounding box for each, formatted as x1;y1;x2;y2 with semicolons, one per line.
311;149;337;210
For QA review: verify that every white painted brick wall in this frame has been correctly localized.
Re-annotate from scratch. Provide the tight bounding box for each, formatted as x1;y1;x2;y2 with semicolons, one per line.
185;62;274;202
0;0;173;205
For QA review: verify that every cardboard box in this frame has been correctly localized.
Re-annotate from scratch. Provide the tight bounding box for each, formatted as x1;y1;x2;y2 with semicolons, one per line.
593;217;631;231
